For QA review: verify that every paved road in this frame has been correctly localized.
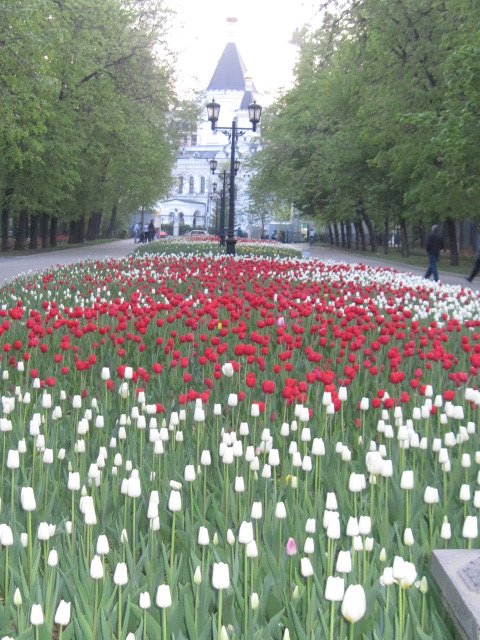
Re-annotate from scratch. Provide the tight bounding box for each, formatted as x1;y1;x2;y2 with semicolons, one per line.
0;240;134;287
0;240;477;291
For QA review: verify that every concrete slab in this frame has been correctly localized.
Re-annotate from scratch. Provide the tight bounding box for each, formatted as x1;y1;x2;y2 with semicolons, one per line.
432;550;480;640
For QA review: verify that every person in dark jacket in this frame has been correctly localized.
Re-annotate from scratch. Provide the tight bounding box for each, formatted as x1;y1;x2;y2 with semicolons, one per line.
424;224;444;282
148;220;155;242
466;233;480;283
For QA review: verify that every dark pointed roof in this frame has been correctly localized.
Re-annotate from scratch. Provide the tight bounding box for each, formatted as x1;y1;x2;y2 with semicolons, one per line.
207;42;248;92
239;90;254;111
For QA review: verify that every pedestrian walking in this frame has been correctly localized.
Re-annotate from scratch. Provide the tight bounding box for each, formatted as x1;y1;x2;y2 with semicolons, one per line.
424;224;444;282
133;222;140;243
309;229;315;247
466;233;480;283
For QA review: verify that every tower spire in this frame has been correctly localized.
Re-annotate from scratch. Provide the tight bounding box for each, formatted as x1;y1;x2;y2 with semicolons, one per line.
226;16;238;42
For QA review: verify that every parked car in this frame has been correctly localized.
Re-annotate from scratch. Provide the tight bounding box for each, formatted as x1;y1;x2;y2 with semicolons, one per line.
184;230;208;236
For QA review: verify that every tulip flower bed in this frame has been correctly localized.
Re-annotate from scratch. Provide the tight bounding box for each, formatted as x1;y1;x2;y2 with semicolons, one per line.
0;250;479;639
135;237;302;259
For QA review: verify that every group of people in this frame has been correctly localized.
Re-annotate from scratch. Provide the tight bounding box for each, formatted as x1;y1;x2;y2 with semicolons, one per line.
424;224;480;284
133;220;156;244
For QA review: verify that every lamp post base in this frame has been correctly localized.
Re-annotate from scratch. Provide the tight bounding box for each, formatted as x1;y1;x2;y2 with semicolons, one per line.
225;236;236;255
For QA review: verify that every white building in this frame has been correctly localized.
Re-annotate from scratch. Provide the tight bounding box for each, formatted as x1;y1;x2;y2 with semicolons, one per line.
155;17;262;235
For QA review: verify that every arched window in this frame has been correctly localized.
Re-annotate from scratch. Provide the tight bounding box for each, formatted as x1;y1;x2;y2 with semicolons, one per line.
178;176;184;194
200;176;205;194
189;176;194;194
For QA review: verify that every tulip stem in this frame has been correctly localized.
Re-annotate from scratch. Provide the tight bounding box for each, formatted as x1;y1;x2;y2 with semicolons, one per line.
194;583;199;634
274;467;277;504
329;601;335;640
4;546;9;597
306;576;312;637
278;521;283;563
132;497;137;563
10;468;15;521
118;585;123;640
203;467;207;518
190;484;194;526
398;586;404;639
27;511;33;587
370;481;375;521
217;589;223;640
93;580;99;638
224;465;229;522
349;622;354;640
170;512;176;571
162;607;167;640
244;549;248;634
32;446;37;491
428;505;433;544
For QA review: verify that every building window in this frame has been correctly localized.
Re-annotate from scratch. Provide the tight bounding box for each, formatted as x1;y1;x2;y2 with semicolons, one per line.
200;176;205;194
178;176;184;194
189;176;194;194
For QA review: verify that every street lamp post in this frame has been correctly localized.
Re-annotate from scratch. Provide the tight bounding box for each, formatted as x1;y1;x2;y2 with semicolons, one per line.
218;170;227;246
206;99;262;255
205;159;218;232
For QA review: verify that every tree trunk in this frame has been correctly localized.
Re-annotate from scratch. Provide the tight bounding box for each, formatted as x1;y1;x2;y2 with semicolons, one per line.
29;214;39;249
49;216;58;247
355;219;367;251
86;213;96;241
73;215;86;244
445;217;459;266
105;202;118;238
346;222;352;249
353;222;360;250
360;206;377;252
40;214;50;249
327;224;334;245
68;219;76;244
69;217;85;244
383;213;389;254
340;221;346;247
1;185;13;252
333;222;340;246
94;210;103;238
400;218;410;256
86;210;103;240
14;210;28;250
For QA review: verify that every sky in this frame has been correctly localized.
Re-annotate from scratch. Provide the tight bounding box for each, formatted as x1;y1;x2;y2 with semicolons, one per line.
165;0;322;103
